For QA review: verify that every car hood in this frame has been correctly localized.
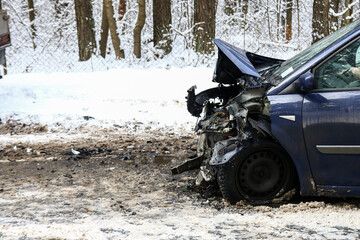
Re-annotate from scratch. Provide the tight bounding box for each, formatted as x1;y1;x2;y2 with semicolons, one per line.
213;39;283;85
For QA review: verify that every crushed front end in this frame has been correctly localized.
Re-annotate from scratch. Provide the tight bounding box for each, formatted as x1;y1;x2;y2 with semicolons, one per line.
172;85;272;185
172;39;284;188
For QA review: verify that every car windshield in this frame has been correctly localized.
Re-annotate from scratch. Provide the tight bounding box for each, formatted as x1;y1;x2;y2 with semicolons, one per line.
269;19;360;85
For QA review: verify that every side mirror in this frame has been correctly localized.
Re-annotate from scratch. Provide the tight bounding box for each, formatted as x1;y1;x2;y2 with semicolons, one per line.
295;73;314;92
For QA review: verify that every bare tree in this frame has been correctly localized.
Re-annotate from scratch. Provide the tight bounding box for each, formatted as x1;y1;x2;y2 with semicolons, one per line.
0;0;6;75
276;0;282;39
224;0;248;18
99;1;109;58
118;0;127;21
241;0;249;17
224;0;248;46
51;0;70;39
330;0;340;33
27;0;36;48
285;0;293;42
134;0;145;58
312;0;356;44
74;0;96;61
224;0;236;17
99;0;124;59
193;0;216;54
52;0;70;18
312;0;330;43
341;0;354;27
153;0;172;55
328;0;354;33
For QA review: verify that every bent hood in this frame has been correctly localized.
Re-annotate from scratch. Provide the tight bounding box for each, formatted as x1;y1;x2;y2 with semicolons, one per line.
213;39;283;85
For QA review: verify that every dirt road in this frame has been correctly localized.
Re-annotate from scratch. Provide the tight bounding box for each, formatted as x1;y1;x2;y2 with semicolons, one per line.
1;122;360;239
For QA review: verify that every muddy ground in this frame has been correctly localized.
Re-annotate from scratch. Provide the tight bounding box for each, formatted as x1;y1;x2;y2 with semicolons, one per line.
1;122;360;239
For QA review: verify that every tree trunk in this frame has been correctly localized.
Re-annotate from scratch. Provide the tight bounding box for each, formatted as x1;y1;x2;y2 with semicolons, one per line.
134;0;145;58
330;0;340;33
224;1;247;27
241;0;248;47
99;0;124;59
285;0;292;42
276;0;281;40
323;0;330;37
27;0;36;49
118;0;127;21
193;0;216;54
99;1;109;58
296;0;300;40
342;0;354;27
153;0;172;55
74;0;96;61
104;0;124;59
0;0;6;75
241;0;249;16
312;0;330;44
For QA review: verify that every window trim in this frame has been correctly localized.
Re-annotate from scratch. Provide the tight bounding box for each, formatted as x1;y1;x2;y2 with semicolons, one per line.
308;87;360;93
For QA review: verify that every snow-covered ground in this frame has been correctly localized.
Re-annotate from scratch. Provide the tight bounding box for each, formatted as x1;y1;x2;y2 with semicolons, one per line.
0;67;215;133
1;68;360;240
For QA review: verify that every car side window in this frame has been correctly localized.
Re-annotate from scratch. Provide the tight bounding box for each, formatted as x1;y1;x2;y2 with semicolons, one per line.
315;38;360;89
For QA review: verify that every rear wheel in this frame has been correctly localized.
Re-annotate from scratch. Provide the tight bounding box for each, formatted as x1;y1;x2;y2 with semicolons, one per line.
217;141;296;204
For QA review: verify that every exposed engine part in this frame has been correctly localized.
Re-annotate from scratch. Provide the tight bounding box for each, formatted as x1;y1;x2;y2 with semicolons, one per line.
186;85;242;117
195;165;215;186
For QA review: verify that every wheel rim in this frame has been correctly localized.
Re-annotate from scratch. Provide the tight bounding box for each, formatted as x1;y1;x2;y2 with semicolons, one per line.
236;149;289;200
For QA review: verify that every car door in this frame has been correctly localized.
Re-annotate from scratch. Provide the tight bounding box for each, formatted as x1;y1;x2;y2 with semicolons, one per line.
303;37;360;187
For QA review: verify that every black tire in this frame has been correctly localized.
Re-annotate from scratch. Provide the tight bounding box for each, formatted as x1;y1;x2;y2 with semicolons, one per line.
217;141;296;205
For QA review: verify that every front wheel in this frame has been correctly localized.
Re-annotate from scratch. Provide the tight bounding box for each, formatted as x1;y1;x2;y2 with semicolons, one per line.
217;141;297;205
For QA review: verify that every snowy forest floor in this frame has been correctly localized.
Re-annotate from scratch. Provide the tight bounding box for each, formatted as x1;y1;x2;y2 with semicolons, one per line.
0;69;360;239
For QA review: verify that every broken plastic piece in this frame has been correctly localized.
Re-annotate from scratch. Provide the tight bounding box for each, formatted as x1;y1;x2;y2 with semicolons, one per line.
171;155;204;175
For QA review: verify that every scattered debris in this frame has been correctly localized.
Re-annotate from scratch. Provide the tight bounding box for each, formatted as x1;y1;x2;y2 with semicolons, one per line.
71;148;80;155
83;116;95;121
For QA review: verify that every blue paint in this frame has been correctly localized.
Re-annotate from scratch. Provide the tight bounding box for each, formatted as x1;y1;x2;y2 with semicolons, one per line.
303;91;360;186
268;94;316;195
267;20;360;196
212;19;360;197
213;39;261;78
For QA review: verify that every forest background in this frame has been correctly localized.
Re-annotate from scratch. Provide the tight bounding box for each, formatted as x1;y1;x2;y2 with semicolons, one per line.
2;0;360;74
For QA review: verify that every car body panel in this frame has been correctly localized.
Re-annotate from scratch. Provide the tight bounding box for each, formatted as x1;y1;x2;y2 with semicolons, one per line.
268;94;316;195
213;39;261;79
317;185;360;197
303;90;360;186
176;19;360;201
213;39;283;85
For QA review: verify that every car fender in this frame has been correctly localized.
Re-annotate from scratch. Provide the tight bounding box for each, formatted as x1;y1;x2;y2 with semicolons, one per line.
268;94;317;196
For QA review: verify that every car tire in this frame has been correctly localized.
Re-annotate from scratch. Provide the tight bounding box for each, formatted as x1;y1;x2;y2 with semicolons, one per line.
217;140;296;205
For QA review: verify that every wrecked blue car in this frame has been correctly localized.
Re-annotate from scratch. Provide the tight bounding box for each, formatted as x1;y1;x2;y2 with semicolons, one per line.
172;19;360;204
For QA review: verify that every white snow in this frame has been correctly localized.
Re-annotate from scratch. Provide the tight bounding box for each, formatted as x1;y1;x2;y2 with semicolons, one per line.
0;67;215;132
